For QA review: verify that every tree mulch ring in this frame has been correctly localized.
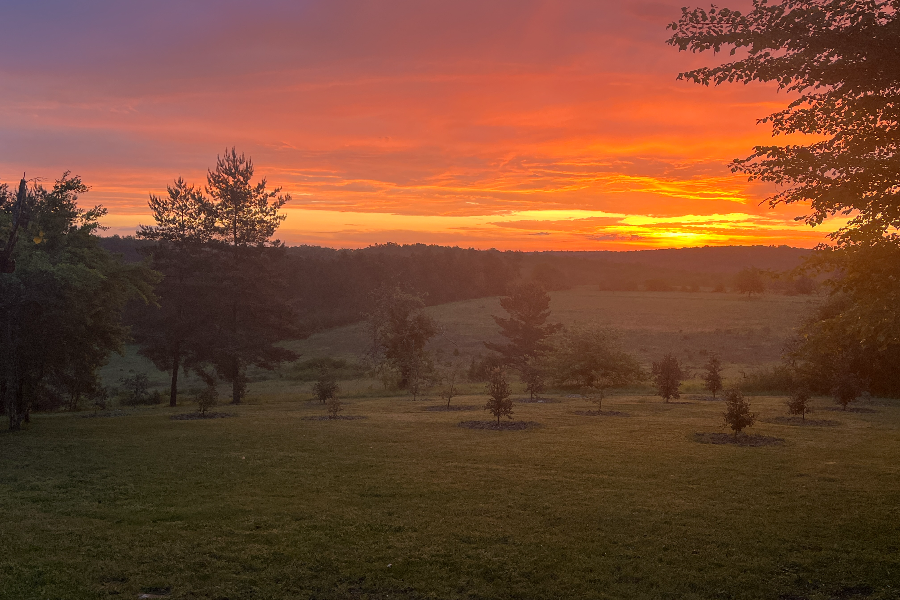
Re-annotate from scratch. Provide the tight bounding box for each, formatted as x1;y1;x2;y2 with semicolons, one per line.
300;415;368;421
81;410;131;418
572;410;630;417
765;416;842;427
514;397;562;404
694;432;785;447
458;420;540;430
170;412;235;420
423;404;481;412
823;406;878;413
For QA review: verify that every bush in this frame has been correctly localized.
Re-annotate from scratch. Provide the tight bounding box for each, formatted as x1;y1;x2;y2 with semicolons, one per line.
326;396;343;419
195;383;218;415
701;354;724;398
787;387;812;421
288;357;364;382
545;325;643;390
651;354;685;402
739;365;796;395
832;370;862;411
312;372;339;404
118;374;162;406
723;389;756;437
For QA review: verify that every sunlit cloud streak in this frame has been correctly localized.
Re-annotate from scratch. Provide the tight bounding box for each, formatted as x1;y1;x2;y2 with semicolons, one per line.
0;0;836;249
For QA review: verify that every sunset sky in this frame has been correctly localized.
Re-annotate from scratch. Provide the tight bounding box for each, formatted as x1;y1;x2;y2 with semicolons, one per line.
0;1;838;250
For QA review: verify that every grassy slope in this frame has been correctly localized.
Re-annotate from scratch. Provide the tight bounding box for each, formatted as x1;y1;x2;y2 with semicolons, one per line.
1;394;898;600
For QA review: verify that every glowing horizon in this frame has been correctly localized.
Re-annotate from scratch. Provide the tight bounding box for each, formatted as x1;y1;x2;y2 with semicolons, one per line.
0;1;840;250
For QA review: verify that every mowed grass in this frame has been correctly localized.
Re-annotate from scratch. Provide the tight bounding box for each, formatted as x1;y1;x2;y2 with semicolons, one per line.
2;392;899;600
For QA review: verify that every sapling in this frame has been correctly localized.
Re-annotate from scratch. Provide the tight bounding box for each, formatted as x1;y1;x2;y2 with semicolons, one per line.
484;368;513;426
723;388;756;438
787;387;812;421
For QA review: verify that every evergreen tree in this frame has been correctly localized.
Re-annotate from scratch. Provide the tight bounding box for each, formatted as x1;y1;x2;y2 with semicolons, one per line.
485;281;562;368
701;354;724;399
651;353;685;403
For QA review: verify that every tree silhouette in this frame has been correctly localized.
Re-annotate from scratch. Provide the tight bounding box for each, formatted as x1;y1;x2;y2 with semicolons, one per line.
485;281;562;369
651;353;685;402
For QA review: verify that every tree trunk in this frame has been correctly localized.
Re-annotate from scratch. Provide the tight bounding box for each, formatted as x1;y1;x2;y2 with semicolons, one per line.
169;348;180;407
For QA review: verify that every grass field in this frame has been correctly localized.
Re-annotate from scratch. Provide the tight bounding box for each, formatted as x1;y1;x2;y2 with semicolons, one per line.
1;391;898;600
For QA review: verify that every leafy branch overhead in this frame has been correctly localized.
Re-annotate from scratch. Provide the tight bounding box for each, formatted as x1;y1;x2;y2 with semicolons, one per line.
667;1;900;239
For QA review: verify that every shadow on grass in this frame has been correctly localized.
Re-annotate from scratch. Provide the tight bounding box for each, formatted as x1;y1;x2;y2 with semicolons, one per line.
572;410;631;417
694;432;785;447
422;405;481;412
458;420;540;430
765;416;841;427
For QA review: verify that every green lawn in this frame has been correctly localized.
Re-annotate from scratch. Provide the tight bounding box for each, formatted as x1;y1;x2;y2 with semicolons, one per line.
2;392;898;600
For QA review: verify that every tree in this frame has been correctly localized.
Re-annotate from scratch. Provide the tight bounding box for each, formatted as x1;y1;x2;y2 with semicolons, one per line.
520;358;545;400
484;281;562;369
723;388;756;438
135;177;216;406
668;2;900;395
437;359;463;409
651;353;686;402
203;149;297;404
0;174;155;429
545;325;643;391
734;267;765;297
831;369;862;411
667;1;900;241
701;354;724;399
484;368;513;426
787;387;812;421
366;286;439;390
313;370;339;405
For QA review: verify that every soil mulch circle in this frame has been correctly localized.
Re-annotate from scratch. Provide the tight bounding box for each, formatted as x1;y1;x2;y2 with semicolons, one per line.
572;410;630;417
514;397;562;404
458;420;541;430
765;416;842;427
694;432;785;447
171;412;235;421
423;404;481;412
300;415;368;421
823;406;878;413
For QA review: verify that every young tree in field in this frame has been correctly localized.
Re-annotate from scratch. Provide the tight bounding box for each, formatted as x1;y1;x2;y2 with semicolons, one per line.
313;370;339;405
204;149;297;404
545;325;643;392
484;368;513;426
0;174;155;429
787;387;812;422
520;358;545;401
701;354;724;399
135;177;216;406
438;359;463;409
366;286;439;390
651;353;685;402
831;369;862;411
326;396;343;419
485;281;562;368
722;388;756;438
734;267;764;297
668;1;900;397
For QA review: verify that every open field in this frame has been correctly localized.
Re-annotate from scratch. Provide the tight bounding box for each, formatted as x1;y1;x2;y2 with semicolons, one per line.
2;391;899;600
282;288;819;383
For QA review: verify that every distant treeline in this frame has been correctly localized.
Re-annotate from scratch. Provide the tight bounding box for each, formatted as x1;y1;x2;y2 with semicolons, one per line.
101;237;815;335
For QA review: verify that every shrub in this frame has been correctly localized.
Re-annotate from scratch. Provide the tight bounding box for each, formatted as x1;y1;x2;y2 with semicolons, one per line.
651;353;685;402
118;374;162;406
484;368;513;426
701;354;724;398
787;387;812;421
723;389;756;438
312;372;339;404
195;383;218;416
326;396;343;419
545;325;643;390
832;370;862;411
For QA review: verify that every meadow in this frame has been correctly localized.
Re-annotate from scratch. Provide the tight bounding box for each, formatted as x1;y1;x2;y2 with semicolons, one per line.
6;288;898;600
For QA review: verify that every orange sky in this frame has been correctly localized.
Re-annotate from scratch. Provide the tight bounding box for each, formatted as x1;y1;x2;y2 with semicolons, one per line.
0;1;839;250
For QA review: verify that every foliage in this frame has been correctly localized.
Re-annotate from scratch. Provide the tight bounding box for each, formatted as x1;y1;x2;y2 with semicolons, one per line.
520;358;545;400
287;357;365;382
313;372;340;405
787;387;812;421
651;353;686;402
734;267;765;297
118;374;162;406
195;380;219;416
831;369;862;411
484;281;562;368
739;364;797;395
722;388;756;438
0;174;155;428
701;354;724;398
326;396;343;419
467;354;503;383
484;368;513;426
668;0;900;241
366;286;439;390
544;325;643;391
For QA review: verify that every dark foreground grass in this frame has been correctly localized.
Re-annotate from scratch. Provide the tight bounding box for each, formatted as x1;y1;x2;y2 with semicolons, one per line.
1;394;899;600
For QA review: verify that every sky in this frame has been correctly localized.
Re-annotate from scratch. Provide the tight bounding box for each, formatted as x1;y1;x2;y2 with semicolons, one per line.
0;0;837;250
